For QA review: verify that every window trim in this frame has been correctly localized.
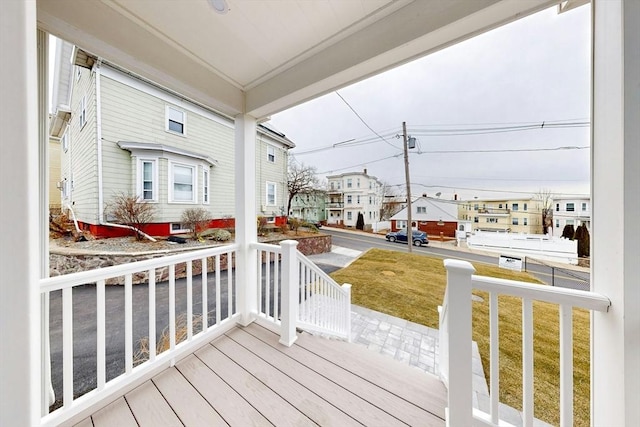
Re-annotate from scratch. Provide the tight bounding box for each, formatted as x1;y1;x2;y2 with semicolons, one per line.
169;161;196;203
266;181;277;206
202;167;210;204
267;145;276;163
165;105;187;136
61;132;69;153
137;158;158;202
78;95;87;129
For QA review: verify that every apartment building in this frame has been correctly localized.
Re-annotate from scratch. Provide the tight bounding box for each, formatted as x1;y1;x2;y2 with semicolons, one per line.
458;197;544;234
325;169;383;228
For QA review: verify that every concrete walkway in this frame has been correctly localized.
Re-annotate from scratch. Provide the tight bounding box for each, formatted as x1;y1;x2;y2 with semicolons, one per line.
308;242;553;427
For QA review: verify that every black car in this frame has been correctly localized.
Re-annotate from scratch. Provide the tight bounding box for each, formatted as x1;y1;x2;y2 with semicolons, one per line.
385;229;429;246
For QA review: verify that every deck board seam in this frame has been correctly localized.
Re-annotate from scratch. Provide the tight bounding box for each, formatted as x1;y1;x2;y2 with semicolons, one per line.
120;394;140;427
171;363;233;426
217;331;365;426
187;345;278;427
223;326;404;426
239;324;446;423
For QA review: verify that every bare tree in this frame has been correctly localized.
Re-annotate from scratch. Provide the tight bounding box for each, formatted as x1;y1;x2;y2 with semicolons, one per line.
534;189;554;234
109;193;156;241
286;160;319;216
181;207;210;240
380;183;404;220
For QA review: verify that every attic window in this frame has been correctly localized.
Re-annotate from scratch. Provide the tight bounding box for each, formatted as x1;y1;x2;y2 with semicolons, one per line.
166;106;186;135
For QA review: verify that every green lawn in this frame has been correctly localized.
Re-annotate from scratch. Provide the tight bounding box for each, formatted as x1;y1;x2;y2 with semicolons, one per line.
330;248;590;427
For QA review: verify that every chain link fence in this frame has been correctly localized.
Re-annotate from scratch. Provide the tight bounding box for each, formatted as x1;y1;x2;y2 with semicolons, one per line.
524;257;590;291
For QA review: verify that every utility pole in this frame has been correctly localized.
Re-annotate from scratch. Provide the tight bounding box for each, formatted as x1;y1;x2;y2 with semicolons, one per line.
402;121;413;253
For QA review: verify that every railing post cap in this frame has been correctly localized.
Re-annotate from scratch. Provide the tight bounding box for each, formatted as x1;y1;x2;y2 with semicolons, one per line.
279;240;299;248
444;258;476;273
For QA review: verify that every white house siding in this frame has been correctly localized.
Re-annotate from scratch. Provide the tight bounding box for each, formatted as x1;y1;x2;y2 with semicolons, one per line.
255;134;288;219
63;66;98;223
99;70;235;224
49;139;61;211
553;197;591;234
326;171;383;227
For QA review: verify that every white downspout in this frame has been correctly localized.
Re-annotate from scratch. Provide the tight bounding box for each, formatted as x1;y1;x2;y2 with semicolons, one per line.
94;61;156;242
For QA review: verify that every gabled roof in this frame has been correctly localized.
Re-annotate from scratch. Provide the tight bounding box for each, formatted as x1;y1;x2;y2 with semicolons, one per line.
390;197;459;222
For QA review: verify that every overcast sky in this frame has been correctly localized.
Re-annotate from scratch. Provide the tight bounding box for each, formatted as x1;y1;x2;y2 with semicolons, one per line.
267;4;591;201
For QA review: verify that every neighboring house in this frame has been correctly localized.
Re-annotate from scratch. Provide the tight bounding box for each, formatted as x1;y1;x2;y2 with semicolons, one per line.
390;196;459;237
458;197;544;234
325;169;383;228
553;196;591;233
289;190;327;223
256;125;294;223
53;44;293;237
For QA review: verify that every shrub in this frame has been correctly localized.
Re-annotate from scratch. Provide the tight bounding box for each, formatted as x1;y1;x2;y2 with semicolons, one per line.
108;193;155;241
181;208;210;240
257;216;268;235
210;228;231;242
288;217;302;234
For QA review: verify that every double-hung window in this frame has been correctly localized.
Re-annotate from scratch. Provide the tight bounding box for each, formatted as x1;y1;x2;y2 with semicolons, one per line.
566;203;575;212
267;146;275;163
347;195;352;204
266;182;276;205
139;159;157;201
170;162;195;202
166;106;186;135
417;206;426;213
202;168;210;204
512;203;519;211
78;95;87;129
61;133;69;152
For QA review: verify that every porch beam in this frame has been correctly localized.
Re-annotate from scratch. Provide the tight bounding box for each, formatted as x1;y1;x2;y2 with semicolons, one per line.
0;0;41;425
591;0;640;425
246;0;559;117
235;114;258;325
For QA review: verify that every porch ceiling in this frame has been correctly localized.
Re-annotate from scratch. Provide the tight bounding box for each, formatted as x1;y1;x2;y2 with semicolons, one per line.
37;0;561;119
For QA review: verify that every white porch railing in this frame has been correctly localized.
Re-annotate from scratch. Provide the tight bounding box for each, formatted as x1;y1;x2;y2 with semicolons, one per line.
253;240;351;345
39;244;239;427
440;259;610;427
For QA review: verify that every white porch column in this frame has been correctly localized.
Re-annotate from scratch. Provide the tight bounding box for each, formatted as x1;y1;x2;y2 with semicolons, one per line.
235;114;258;326
591;0;640;425
0;0;41;425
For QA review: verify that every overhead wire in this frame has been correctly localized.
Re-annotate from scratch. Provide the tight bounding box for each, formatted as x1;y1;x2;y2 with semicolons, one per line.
334;91;399;149
292;119;589;155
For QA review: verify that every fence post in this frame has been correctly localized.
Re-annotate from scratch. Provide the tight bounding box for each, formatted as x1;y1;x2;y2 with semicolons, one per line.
279;240;299;347
443;259;476;426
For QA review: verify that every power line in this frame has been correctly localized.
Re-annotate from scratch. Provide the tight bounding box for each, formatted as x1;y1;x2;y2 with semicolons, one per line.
313;145;587;175
414;145;589;154
334;91;398;149
292;119;589;155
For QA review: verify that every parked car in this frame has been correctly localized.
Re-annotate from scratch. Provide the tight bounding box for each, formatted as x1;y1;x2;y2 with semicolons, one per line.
385;229;429;246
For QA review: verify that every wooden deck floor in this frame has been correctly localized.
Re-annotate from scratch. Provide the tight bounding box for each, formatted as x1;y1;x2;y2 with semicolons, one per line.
75;323;447;426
